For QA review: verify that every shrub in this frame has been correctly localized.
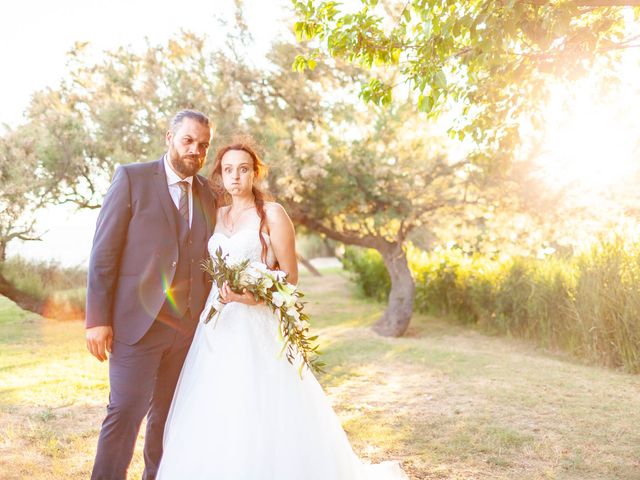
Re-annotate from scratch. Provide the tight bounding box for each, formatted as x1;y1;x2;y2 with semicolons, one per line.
341;247;390;301
342;239;640;373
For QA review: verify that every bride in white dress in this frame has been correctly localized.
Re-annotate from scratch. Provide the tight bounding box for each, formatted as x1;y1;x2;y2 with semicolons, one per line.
156;141;408;480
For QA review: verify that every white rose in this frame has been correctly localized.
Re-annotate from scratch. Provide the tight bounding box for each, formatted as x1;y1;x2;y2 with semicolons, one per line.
239;271;258;286
243;266;264;283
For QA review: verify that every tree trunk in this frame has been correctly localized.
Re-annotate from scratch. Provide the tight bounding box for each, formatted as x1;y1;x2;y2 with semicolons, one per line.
0;270;45;315
373;242;415;337
296;252;322;277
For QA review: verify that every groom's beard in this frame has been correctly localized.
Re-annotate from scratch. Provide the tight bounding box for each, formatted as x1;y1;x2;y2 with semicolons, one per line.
168;146;204;178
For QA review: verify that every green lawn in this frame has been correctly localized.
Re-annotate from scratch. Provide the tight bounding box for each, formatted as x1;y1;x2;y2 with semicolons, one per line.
1;270;640;479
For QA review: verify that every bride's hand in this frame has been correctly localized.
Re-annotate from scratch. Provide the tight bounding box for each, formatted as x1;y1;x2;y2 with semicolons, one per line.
219;281;261;306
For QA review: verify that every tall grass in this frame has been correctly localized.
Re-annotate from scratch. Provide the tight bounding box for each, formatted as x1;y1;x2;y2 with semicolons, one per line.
0;256;87;319
342;237;640;373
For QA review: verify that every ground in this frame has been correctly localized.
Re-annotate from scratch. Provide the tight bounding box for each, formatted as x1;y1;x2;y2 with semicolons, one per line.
1;268;639;479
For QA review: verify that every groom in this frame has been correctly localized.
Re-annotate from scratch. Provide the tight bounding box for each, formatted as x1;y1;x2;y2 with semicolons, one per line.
85;109;217;479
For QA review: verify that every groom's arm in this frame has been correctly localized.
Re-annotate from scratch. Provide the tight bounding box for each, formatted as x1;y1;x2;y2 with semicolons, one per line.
85;166;132;359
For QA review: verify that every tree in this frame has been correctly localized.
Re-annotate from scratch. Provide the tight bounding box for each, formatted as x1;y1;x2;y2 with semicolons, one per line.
0;101;93;311
232;42;476;336
291;0;640;164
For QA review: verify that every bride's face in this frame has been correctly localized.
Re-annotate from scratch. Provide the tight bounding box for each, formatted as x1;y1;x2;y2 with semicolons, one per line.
221;150;255;196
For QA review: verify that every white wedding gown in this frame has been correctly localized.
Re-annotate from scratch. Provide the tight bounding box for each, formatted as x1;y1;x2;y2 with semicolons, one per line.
157;230;409;479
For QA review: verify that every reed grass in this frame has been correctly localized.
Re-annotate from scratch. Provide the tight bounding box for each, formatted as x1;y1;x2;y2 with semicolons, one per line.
343;237;640;373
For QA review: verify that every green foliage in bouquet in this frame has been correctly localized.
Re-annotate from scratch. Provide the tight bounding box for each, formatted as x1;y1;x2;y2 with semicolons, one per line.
202;247;325;376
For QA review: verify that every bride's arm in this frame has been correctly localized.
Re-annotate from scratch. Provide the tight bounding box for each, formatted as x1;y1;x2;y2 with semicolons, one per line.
266;203;298;285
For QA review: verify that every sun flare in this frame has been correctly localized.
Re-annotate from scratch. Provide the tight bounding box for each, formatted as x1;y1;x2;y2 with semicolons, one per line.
536;74;640;193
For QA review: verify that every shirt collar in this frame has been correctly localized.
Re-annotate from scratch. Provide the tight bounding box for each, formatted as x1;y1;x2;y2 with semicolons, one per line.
163;153;193;186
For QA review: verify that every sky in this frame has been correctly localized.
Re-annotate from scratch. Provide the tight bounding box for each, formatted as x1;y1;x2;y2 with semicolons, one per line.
0;0;292;126
2;0;291;266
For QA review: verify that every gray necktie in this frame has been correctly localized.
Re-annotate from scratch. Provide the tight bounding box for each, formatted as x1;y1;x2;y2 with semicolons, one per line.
178;181;190;227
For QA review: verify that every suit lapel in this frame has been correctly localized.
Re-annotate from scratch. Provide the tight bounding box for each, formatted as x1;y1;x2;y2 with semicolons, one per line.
152;158;179;239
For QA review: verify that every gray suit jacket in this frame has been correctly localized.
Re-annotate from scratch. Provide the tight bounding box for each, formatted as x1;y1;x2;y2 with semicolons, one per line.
85;158;216;344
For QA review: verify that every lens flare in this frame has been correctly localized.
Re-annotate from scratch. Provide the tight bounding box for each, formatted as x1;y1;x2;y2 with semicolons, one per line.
161;272;180;315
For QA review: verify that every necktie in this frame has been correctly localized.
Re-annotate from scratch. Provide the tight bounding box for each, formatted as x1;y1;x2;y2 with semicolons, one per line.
178;181;190;227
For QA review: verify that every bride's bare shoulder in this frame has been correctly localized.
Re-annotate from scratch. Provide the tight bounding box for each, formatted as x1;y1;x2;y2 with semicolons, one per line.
264;201;285;213
264;202;292;224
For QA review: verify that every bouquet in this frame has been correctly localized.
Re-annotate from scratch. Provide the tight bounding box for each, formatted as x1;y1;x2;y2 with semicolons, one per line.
202;247;325;376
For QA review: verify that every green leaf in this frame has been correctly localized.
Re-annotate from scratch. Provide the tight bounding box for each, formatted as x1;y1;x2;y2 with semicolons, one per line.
418;93;434;113
434;70;447;89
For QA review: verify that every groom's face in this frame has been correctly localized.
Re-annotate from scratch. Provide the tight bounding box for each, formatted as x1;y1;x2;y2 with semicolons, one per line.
166;118;212;178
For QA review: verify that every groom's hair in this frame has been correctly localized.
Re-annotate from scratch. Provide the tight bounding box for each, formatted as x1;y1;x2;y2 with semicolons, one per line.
169;109;211;133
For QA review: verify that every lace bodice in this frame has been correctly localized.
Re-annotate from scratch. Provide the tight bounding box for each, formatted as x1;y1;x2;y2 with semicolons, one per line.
208;229;276;268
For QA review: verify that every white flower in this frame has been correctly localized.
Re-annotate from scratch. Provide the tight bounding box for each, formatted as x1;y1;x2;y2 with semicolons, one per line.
272;291;285;307
239;269;260;286
286;307;301;322
280;282;297;294
261;277;273;289
295;319;309;331
284;294;296;308
272;270;287;282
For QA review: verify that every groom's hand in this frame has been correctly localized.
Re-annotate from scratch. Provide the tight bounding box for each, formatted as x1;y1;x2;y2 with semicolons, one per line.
86;326;114;362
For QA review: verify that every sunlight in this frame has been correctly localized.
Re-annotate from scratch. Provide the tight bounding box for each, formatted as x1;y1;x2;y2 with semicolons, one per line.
534;9;640;197
536;73;640;193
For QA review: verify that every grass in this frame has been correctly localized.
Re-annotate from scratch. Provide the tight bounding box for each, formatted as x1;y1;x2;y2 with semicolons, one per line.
1;268;640;479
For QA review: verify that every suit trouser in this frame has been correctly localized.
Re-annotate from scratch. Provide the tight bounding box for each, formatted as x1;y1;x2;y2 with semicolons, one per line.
91;314;196;480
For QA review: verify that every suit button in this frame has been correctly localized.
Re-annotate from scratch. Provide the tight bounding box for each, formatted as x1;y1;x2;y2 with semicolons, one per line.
171;261;177;267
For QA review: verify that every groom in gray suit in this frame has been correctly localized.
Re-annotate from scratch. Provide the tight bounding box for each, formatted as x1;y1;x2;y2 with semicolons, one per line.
85;109;217;479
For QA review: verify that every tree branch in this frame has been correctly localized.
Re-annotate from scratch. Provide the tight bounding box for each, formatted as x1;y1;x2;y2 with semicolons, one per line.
289;208;385;250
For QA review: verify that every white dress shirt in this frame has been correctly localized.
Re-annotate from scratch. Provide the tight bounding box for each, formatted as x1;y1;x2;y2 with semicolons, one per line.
163;154;193;227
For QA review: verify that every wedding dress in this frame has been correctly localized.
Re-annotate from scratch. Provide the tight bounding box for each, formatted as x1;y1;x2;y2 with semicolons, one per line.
157;229;409;479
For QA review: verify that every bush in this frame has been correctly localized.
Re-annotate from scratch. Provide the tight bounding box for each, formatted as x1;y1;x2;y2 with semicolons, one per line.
342;239;640;373
341;247;390;301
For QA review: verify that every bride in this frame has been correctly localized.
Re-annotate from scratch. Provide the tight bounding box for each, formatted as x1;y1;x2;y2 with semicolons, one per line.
156;140;408;479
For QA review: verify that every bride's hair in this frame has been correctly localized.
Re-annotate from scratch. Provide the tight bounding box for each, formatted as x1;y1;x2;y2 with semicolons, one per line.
209;136;272;263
